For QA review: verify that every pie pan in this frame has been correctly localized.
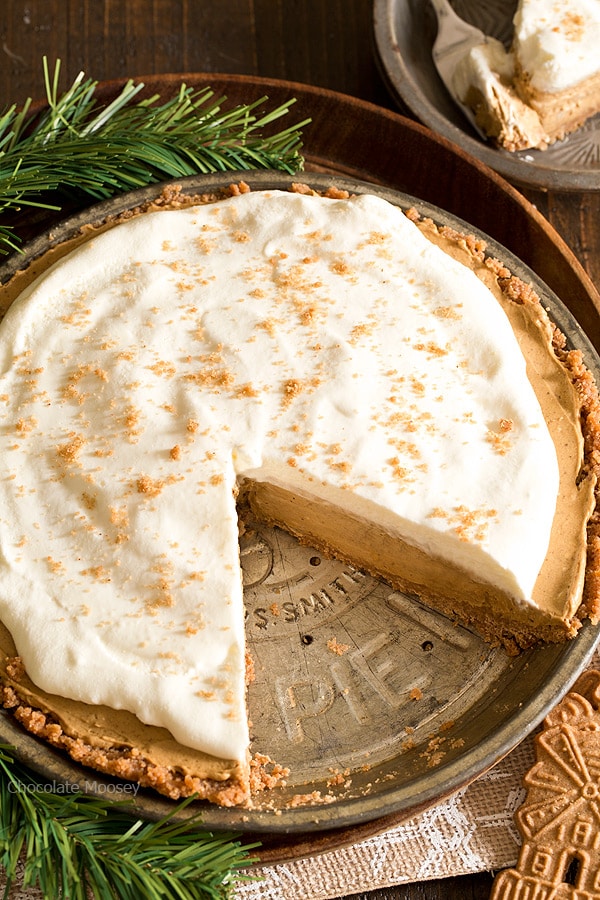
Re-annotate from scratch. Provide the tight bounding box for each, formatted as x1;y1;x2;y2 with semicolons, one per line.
1;171;599;857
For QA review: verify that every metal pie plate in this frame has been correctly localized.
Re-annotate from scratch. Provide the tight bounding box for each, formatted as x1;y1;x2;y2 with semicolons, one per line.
1;172;599;841
373;0;600;192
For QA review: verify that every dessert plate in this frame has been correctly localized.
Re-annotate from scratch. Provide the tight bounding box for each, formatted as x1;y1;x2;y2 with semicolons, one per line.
373;0;600;192
0;172;599;861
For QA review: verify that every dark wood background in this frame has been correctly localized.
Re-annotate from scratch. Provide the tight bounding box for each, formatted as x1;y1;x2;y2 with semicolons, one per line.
1;2;598;898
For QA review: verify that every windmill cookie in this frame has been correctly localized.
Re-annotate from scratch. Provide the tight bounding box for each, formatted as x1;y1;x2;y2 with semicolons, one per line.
491;669;600;898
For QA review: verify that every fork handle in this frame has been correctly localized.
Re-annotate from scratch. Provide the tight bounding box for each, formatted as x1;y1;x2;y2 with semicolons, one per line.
429;0;459;22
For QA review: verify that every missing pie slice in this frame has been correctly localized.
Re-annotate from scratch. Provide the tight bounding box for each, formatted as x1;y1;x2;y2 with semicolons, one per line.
0;182;598;805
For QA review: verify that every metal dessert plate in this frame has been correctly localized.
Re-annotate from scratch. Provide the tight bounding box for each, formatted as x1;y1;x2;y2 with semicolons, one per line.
373;0;600;192
1;172;599;844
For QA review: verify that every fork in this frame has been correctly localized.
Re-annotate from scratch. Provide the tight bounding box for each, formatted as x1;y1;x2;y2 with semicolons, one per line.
429;0;489;138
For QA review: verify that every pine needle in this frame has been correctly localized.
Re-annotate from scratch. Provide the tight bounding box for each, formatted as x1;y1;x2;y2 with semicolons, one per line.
0;58;310;255
0;746;260;899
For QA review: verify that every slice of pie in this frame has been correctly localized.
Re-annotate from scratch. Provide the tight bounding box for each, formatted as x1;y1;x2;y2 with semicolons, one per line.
512;0;600;142
0;182;598;805
453;0;600;151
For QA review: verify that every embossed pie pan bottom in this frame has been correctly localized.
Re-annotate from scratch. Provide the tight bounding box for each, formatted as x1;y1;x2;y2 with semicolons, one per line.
1;172;599;849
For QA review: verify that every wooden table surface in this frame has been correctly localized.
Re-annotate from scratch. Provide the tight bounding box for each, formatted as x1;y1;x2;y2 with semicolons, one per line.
0;2;598;899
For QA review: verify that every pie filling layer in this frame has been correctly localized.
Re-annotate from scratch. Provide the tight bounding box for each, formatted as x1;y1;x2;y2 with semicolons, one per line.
0;185;596;803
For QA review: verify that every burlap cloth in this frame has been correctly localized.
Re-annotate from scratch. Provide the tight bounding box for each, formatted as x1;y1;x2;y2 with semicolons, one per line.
2;648;599;900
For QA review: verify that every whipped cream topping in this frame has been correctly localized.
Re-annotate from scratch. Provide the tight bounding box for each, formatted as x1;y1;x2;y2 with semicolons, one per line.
514;0;600;93
453;36;516;94
0;190;560;761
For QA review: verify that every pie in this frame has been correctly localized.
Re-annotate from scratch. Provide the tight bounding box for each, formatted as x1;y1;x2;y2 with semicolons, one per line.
453;0;600;151
0;182;598;806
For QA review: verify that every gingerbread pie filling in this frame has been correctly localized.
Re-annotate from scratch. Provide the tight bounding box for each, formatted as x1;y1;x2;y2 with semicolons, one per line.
0;187;596;802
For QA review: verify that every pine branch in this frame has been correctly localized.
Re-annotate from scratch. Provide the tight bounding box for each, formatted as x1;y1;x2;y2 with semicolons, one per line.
0;58;310;254
0;746;260;899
